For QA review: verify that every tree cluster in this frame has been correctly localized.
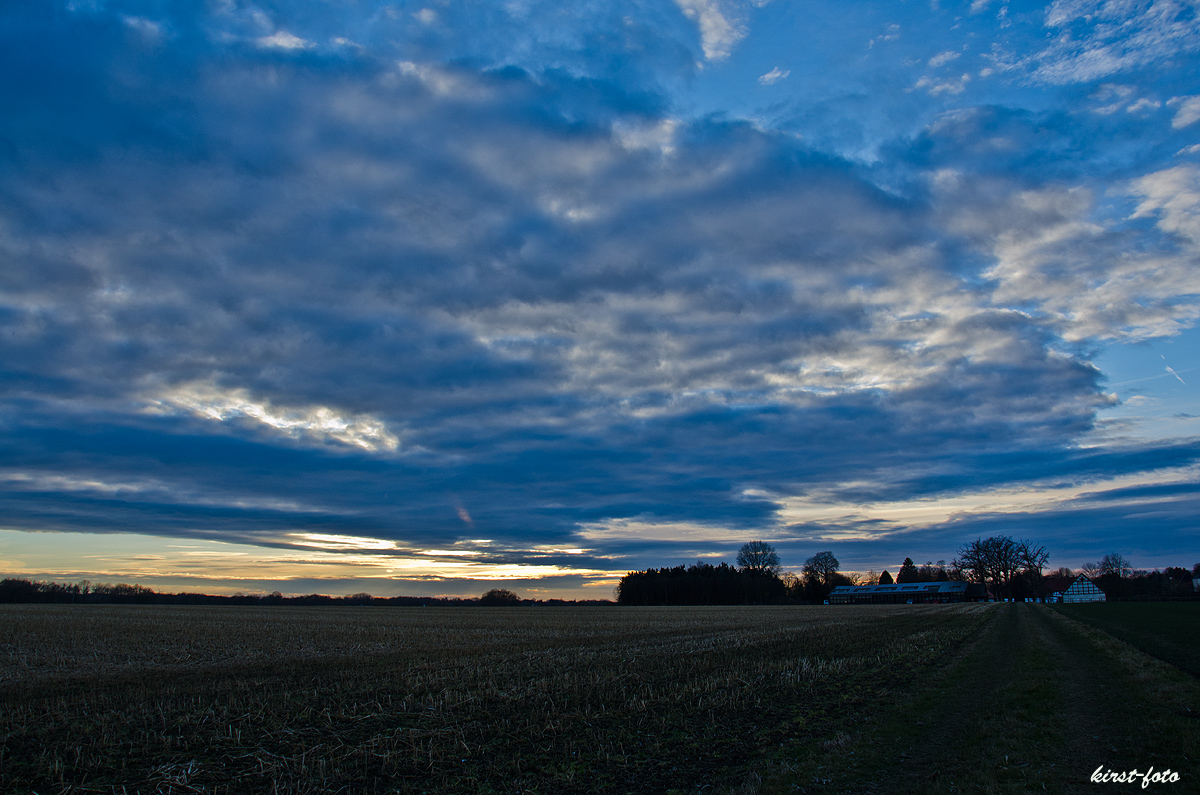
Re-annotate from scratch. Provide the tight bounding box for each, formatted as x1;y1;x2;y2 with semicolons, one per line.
1078;558;1198;599
616;544;855;605
478;588;521;606
0;579;157;604
950;536;1049;600
794;551;855;602
616;561;786;605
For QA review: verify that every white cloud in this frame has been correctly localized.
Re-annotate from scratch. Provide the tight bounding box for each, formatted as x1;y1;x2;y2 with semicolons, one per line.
774;465;1200;537
928;50;961;67
1168;95;1200;128
122;16;164;43
394;61;491;100
154;382;400;453
1126;98;1161;114
674;0;746;61
1131;164;1200;244
256;31;313;50
949;175;1200;342
914;73;971;95
612;118;680;154
758;66;790;85
868;23;900;48
1029;0;1200;84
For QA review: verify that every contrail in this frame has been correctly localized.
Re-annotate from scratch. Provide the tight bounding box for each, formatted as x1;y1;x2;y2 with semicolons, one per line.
1163;354;1187;385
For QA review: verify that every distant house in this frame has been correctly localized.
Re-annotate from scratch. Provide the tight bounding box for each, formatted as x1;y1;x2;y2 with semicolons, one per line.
1058;574;1106;603
826;580;987;605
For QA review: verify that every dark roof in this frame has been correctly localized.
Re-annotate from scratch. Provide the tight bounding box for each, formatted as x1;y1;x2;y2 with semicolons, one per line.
1040;576;1076;597
828;581;969;596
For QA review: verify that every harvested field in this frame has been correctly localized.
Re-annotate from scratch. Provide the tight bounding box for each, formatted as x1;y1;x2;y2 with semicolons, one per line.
2;604;985;793
1;603;1197;794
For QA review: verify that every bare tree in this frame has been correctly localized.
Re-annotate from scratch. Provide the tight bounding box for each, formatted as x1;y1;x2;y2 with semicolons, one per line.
802;551;841;589
737;541;781;576
1098;553;1132;578
953;536;1049;599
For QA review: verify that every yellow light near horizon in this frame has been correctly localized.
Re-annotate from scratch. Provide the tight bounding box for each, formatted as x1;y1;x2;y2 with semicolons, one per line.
0;529;615;594
288;532;401;551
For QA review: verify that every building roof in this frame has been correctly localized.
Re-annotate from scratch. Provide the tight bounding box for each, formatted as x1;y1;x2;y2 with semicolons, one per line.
1064;574;1105;593
828;581;969;596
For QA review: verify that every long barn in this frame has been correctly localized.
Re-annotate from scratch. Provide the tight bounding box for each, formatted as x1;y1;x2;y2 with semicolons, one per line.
826;581;987;604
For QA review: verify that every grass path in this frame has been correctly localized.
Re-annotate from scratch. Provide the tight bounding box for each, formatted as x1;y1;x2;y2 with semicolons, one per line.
764;604;1200;794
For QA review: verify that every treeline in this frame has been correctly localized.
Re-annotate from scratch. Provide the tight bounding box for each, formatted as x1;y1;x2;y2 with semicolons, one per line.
618;537;1200;605
1084;570;1196;600
0;579;613;606
615;562;787;605
615;544;854;605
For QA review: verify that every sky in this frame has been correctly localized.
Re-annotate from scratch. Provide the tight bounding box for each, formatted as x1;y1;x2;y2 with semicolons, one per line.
1;0;1199;599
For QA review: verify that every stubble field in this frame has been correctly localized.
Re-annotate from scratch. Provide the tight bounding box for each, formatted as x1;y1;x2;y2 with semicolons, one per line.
1;602;1196;794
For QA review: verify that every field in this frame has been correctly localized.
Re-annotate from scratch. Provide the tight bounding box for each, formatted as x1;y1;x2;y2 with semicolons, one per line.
1;603;1197;794
1054;601;1200;677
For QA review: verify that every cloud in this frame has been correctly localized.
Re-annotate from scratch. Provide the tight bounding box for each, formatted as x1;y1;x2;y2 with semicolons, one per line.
257;31;313;50
674;0;746;60
867;23;900;48
1169;95;1200;128
0;0;1198;587
1131;165;1200;245
913;73;971;95
1027;0;1200;84
928;50;961;67
758;66;790;85
153;382;401;453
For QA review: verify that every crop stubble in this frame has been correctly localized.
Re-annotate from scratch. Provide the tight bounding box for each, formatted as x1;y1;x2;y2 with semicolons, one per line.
0;604;991;794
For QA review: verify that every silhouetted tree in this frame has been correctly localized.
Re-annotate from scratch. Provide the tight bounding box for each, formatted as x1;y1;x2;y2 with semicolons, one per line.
916;560;949;582
878;570;894;585
616;562;785;605
479;588;521;606
737;541;781;576
953;536;1048;599
1098;553;1132;578
802;551;841;588
896;558;919;583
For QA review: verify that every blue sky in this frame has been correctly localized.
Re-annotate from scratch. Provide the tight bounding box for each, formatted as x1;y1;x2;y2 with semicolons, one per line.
1;0;1198;598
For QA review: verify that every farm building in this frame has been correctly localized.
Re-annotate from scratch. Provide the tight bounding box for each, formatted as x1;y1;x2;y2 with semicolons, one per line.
1058;574;1106;603
826;581;987;605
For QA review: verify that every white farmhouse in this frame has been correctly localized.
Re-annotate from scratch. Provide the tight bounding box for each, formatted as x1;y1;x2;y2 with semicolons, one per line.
1060;574;1107;603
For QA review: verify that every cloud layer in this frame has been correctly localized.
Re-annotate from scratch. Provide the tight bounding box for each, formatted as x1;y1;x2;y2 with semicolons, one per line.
1;1;1198;591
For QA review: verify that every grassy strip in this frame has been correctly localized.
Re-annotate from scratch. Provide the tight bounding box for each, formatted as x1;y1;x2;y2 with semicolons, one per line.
761;603;1200;794
1053;602;1200;677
